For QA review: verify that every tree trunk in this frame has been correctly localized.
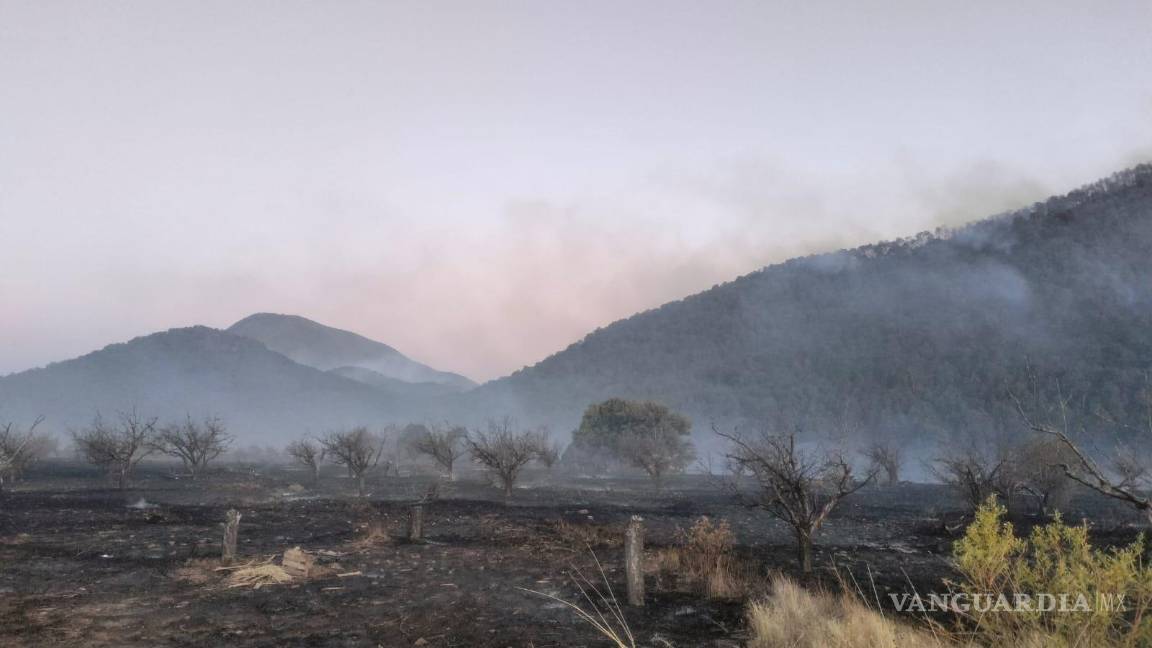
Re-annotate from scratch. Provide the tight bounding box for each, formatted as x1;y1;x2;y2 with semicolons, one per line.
118;466;128;490
625;516;645;606
503;479;513;499
357;473;366;497
312;464;320;483
797;530;813;574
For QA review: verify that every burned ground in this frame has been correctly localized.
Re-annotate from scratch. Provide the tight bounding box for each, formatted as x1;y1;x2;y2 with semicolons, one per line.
0;463;1143;647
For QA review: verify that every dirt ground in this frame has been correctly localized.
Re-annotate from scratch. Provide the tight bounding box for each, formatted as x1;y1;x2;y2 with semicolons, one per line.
0;462;1144;647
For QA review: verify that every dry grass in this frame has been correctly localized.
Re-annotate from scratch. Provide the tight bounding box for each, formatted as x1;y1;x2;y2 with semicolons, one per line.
747;575;950;648
521;551;635;648
225;564;293;589
548;519;622;550
652;516;754;599
170;558;221;585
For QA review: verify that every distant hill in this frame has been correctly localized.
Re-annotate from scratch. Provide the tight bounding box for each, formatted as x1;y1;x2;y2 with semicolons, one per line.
0;327;401;443
465;165;1152;451
327;366;462;399
228;313;474;391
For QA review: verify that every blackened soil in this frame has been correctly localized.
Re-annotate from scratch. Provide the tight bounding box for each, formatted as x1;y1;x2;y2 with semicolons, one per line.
0;463;1143;647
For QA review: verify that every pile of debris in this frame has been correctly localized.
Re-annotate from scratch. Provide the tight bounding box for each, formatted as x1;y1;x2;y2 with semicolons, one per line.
211;547;351;589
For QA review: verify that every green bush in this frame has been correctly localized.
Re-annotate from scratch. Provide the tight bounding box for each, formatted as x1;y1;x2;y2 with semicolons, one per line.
952;496;1152;646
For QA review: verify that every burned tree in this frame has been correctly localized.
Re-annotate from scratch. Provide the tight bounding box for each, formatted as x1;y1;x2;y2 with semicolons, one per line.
862;441;902;486
535;432;562;471
1012;375;1152;526
154;415;231;479
717;425;873;573
1016;436;1076;515
931;444;1018;513
0;415;48;491
408;423;467;478
285;438;325;482
72;409;158;489
467;417;549;498
320;426;385;496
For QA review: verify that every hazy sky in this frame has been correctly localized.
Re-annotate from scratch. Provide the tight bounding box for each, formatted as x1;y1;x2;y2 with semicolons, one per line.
2;1;1151;381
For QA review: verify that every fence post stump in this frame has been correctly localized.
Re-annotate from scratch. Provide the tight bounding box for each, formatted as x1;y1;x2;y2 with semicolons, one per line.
625;515;645;607
408;504;425;542
222;508;241;565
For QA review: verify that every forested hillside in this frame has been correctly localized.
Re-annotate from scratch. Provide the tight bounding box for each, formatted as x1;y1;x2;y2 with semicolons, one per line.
467;165;1152;449
0;327;398;442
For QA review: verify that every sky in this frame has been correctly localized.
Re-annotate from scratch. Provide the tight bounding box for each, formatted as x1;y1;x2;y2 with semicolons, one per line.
2;1;1151;382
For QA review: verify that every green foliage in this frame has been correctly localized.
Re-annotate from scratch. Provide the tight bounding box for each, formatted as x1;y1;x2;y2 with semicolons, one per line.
569;398;694;480
953;496;1152;646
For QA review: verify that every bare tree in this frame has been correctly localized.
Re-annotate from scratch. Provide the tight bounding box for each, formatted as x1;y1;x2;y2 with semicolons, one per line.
72;409;158;489
930;444;1017;513
1011;376;1152;525
408;423;467;479
320;427;385;496
535;430;563;471
1016;436;1076;515
0;415;47;491
285;438;325;482
467;417;549;498
861;441;902;486
716;424;874;573
154;415;231;479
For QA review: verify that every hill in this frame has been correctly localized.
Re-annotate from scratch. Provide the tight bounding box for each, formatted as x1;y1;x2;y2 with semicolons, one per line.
228;313;474;391
465;165;1152;451
0;327;401;443
327;366;462;399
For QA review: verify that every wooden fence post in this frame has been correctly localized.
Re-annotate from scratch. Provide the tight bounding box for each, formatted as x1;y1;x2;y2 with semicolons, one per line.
408;504;425;542
222;508;241;565
625;515;645;607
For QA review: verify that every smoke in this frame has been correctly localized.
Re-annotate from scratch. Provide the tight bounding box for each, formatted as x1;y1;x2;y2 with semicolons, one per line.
0;154;1128;382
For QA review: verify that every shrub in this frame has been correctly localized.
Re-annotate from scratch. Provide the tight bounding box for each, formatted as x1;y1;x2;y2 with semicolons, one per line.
952;496;1152;645
655;516;751;599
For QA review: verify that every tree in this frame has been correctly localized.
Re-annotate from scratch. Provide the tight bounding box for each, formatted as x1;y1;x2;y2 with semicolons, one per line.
154;415;231;479
0;415;48;491
467;417;550;498
1011;376;1152;526
285;438;325;482
717;424;874;573
861;441;902;486
1016;436;1076;515
571;398;695;485
931;444;1018;513
320;427;385;496
407;423;467;479
535;431;562;470
72;409;158;489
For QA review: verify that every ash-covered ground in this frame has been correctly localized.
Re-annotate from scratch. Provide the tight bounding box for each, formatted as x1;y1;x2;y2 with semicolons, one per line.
0;463;1142;647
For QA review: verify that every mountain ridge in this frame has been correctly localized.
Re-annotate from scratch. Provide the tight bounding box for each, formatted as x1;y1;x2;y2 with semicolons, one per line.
228;312;474;391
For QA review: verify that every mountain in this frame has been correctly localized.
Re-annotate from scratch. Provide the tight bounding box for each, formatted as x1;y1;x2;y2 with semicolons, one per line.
228;313;474;391
0;327;401;443
327;366;462;399
465;164;1152;452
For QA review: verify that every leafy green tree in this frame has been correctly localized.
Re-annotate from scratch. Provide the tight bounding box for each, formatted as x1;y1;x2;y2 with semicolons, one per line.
571;398;695;486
